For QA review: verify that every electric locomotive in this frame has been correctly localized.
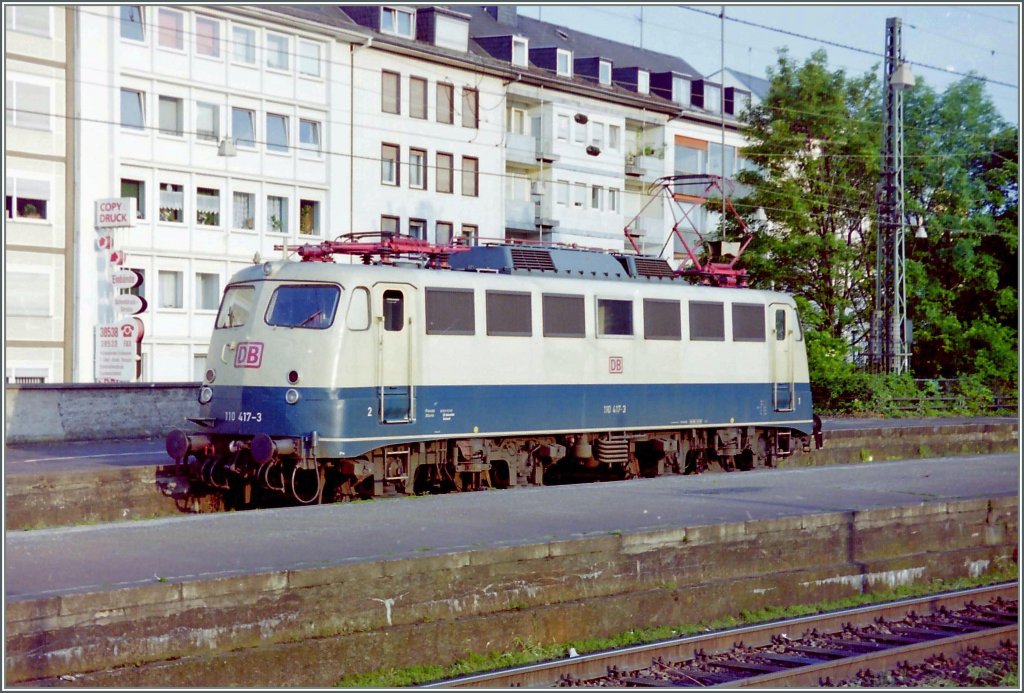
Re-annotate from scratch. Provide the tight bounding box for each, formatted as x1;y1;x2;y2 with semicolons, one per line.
167;236;820;507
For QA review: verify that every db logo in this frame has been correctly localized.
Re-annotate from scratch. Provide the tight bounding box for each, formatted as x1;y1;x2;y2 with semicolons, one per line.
609;356;624;374
234;341;264;368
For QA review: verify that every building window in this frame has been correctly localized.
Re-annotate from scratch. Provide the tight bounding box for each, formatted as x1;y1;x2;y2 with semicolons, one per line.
380;215;399;235
299;199;320;235
591;121;604;148
599;60;612;86
5;178;50;221
157;8;183;50
436;221;453;245
231;107;255;147
158;183;183;222
266;33;289;71
608;189;620;213
7;81;51;131
410;76;427;119
573;121;586;144
298;41;321;77
436;152;453;193
609;124;621;151
120;5;144;41
436;82;453;124
266;113;288;153
299;119;321;154
196;273;220;311
673;75;691;107
461;157;478;197
704;84;722;113
381;6;414;38
556;49;572;77
511;36;528;66
409;148;426;189
462;88;478;128
591;185;603;211
232;191;254;229
196;102;219;142
120;178;145;219
461;224;479;245
556;180;569;205
120;88;144;130
381;144;399;186
637;70;649;94
8;5;50;36
232;25;256;64
196;187;220;226
408;218;426;240
708;142;737;178
267;195;287;233
675;141;707;176
158;270;183;309
573;182;586;207
195;16;220;58
557;114;570;141
597;298;633;336
380;70;400;115
158;95;183;136
506;106;527;134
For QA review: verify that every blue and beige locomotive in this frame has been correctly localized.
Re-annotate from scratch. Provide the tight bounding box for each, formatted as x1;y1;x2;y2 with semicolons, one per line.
167;238;819;506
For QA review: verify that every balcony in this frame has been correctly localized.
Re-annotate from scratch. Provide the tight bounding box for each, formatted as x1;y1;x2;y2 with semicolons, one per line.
506;132;538;167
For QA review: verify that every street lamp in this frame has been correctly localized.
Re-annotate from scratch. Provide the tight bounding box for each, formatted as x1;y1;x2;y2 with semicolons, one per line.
908;212;927;240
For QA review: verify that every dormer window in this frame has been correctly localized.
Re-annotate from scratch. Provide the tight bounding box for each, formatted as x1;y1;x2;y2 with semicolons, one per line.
381;6;414;38
672;75;691;107
599;60;612;86
512;36;528;67
637;70;649;95
704;84;722;114
556;48;573;77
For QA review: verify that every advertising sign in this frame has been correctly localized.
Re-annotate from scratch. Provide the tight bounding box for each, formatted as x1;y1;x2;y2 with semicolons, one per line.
94;198;137;228
94;320;141;383
111;267;143;289
113;294;147;316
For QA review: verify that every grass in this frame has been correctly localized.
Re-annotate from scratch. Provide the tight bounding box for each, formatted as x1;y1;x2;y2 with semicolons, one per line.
334;566;1018;688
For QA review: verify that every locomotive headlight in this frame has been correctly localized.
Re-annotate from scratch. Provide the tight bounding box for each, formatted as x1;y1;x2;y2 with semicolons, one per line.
198;386;214;404
285;388;300;405
205;368;216;383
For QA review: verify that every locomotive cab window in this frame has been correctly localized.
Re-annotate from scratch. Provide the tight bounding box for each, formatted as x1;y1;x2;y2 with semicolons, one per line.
543;293;585;338
486;290;532;336
732;303;766;342
215;285;255;329
775;309;786;341
643;299;681;340
425;287;474;335
347;287;370;331
597;298;633;336
689;301;725;341
265;284;340;329
383;290;404;331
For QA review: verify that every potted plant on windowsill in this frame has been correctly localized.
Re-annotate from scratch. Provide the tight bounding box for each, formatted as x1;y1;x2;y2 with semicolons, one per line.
160;208;178;222
270;215;284;233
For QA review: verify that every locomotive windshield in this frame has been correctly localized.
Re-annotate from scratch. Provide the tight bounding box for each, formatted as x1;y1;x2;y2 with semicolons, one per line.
265;284;341;329
215;285;255;329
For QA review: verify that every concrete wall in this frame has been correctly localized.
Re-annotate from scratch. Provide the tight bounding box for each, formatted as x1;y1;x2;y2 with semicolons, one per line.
4;496;1017;686
4;383;198;443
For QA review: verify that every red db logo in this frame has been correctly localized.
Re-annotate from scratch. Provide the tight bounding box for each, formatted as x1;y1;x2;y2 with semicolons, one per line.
609;356;624;374
234;342;264;368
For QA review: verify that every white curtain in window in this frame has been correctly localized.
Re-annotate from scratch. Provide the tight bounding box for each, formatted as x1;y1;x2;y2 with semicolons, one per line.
159;271;182;308
196;189;220;213
18;178;50;202
233;192;253;228
160;185;183;212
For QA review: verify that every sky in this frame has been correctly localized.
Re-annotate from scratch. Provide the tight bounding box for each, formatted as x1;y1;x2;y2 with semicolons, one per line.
515;3;1021;126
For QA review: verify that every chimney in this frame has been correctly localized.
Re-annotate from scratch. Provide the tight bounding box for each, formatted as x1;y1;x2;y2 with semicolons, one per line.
483;5;517;26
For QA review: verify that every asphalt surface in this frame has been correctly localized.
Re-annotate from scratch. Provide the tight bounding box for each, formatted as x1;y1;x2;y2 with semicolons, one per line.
5;452;1018;602
3;417;1018;476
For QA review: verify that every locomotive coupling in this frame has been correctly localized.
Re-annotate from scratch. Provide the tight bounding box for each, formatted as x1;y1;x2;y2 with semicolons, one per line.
166;429;212;460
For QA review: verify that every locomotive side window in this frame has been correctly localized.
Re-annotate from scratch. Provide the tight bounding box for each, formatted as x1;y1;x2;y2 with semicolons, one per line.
383;290;404;331
688;301;725;341
775;309;786;341
732;303;766;342
643;299;681;340
542;294;585;338
597;298;633;336
486;290;532;337
347;287;370;331
215;285;255;329
265;284;340;329
425;287;474;335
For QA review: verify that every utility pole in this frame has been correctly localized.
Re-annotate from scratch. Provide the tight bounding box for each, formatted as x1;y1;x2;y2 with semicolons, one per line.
873;17;914;374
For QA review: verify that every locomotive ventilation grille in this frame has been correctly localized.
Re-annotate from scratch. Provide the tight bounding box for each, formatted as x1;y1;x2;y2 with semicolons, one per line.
632;257;674;278
510;248;556;271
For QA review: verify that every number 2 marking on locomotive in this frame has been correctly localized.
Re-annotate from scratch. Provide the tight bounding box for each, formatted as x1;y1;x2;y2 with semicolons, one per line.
367;407;373;417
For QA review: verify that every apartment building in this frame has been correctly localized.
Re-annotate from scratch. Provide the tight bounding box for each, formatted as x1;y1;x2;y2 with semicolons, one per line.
5;5;758;383
5;5;73;384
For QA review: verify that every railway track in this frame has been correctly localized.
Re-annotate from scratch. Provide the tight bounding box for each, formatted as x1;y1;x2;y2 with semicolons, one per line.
424;583;1018;688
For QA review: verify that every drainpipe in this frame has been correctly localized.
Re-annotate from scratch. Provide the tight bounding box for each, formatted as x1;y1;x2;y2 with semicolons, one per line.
349;37;373;232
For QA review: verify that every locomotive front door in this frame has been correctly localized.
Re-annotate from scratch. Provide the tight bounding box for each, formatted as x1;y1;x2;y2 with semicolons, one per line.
770;303;795;412
374;284;415;423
